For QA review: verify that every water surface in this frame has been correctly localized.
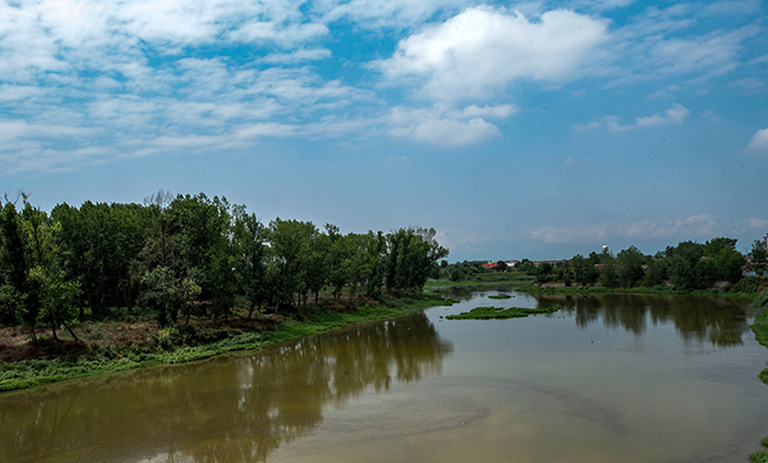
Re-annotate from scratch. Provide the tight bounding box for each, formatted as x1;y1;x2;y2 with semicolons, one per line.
2;290;767;462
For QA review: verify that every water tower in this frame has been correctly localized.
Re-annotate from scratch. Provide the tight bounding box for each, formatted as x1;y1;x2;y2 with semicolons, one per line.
602;245;608;253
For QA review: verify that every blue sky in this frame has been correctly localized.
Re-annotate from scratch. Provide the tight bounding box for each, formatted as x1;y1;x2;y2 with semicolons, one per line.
1;0;767;261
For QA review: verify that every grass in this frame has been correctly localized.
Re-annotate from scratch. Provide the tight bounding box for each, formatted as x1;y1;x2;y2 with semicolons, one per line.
445;305;561;320
0;293;453;392
424;274;533;290
488;294;512;300
518;283;764;301
750;291;768;463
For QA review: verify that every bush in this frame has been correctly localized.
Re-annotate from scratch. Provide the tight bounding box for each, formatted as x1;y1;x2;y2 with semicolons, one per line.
732;276;768;294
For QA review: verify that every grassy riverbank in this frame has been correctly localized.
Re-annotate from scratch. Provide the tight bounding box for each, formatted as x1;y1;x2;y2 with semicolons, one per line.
424;274;533;290
517;284;759;300
0;293;452;392
750;291;768;462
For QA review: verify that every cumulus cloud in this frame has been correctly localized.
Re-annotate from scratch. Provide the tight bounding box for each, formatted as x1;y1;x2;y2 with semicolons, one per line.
747;127;768;152
529;224;609;244
529;215;719;245
624;214;717;239
747;217;768;228
576;103;690;131
375;6;608;100
387;104;517;146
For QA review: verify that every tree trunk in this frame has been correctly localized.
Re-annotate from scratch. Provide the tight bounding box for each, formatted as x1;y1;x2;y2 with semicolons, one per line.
49;313;59;341
62;320;79;342
28;323;37;342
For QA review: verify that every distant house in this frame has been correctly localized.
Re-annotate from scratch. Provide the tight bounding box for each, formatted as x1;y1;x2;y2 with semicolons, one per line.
744;259;768;277
482;262;498;270
505;260;520;267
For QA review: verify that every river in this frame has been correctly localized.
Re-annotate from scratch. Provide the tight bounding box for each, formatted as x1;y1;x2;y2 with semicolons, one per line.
1;289;767;462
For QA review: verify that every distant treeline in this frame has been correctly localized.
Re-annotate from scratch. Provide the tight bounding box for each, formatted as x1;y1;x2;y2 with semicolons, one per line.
0;191;448;339
441;238;768;291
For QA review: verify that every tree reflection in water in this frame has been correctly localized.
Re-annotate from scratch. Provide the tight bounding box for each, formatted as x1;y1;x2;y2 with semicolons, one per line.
0;311;452;463
536;294;751;347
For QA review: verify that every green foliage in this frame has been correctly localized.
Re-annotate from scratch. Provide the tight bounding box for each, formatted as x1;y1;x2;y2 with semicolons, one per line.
384;227;448;291
535;262;554;284
751;240;768;260
616;245;644;287
750;449;768;463
644;258;666;287
488;294;512;299
732;276;768;294
598;264;619;288
446;305;560;320
668;241;705;289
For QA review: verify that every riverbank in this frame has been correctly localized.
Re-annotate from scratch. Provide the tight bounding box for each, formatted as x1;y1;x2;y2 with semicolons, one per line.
0;293;453;392
424;274;533;290
751;291;768;462
517;283;759;300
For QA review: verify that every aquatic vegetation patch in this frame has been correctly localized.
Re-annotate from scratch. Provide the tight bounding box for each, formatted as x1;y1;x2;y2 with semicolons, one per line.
750;449;768;463
446;305;561;320
488;294;512;300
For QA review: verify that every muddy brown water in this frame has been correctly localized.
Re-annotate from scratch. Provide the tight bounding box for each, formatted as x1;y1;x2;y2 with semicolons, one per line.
2;290;768;463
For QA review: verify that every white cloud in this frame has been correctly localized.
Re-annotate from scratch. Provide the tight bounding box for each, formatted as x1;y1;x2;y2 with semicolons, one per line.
574;0;635;11
261;48;333;64
0;119;93;143
229;22;330;46
529;214;720;245
747;217;768;229
635;103;690;127
647;27;758;78
622;215;718;239
316;0;468;29
647;214;718;239
747;127;768;152
376;6;608;100
576;103;690;131
529;224;609;244
387;103;516;146
603;4;762;86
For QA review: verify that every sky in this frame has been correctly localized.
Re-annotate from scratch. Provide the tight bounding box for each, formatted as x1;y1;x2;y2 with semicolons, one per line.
1;0;767;261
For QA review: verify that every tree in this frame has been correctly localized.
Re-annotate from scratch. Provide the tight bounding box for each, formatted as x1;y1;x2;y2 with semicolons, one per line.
750;239;767;260
0;202;36;337
232;207;270;317
570;254;597;285
140;266;178;327
268;218;318;307
701;237;744;284
598;264;619;288
384;228;447;292
644;254;666;287
52;201;150;316
616;245;645;287
535;263;553;284
167;193;234;319
668;241;704;289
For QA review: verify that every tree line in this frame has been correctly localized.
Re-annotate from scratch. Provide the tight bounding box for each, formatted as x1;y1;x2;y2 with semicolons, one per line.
441;237;766;291
0;192;448;339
